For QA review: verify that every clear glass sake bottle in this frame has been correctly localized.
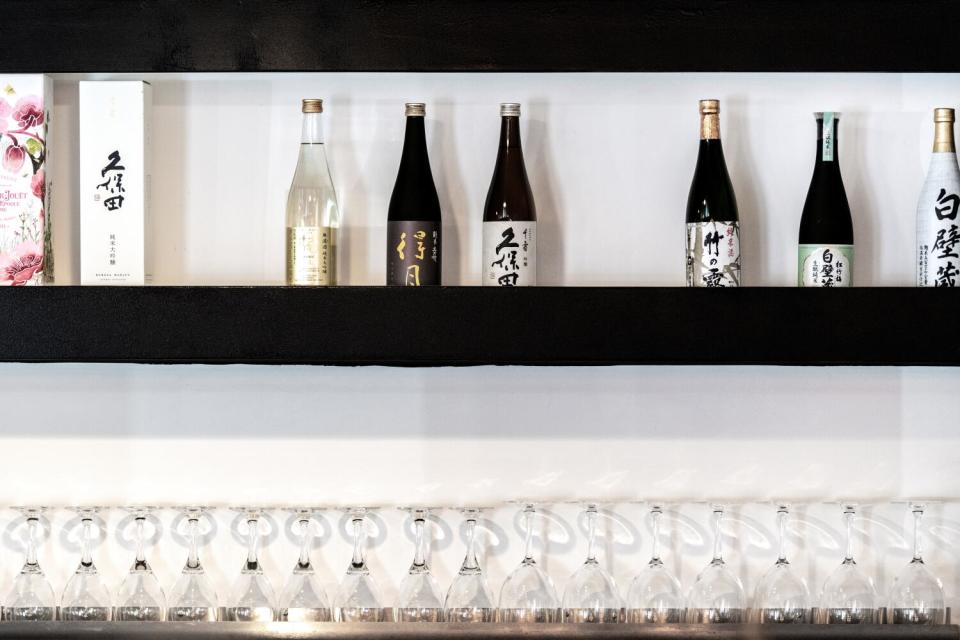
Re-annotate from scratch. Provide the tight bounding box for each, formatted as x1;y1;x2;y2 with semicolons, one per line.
286;99;341;286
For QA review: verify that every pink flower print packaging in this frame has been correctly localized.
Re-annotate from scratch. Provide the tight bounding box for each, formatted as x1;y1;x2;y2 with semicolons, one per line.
0;75;53;286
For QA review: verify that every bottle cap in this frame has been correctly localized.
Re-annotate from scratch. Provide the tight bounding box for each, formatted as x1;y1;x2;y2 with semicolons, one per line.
302;99;323;114
934;108;955;123
500;103;521;117
699;99;720;114
814;111;842;119
405;102;426;117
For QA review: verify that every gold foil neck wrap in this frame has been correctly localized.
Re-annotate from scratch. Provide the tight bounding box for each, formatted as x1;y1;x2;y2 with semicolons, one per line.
301;99;323;114
405;102;426;117
500;103;521;117
699;99;720;115
934;122;956;153
699;100;720;140
934;108;955;123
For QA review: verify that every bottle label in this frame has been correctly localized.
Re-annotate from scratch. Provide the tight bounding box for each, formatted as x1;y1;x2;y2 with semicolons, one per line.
686;221;740;287
483;221;536;286
387;221;441;286
286;226;336;285
917;154;960;286
822;112;835;162
798;244;853;287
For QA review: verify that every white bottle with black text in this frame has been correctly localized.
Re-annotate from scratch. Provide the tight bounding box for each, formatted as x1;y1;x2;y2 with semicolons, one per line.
917;108;960;287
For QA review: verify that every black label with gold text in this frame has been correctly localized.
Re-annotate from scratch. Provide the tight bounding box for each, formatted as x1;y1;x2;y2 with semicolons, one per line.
387;221;441;285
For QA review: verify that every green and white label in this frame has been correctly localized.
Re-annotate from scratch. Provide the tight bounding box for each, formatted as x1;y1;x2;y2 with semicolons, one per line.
798;244;853;287
822;112;835;162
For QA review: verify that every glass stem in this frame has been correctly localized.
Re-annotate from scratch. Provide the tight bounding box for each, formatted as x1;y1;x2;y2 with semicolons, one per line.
463;517;480;571
187;517;200;569
413;516;427;569
135;517;146;564
712;508;723;563
246;518;259;568
351;517;365;568
843;507;855;562
777;507;788;563
650;508;662;563
585;506;598;563
522;506;535;562
298;517;312;568
25;517;39;567
912;506;923;563
79;518;94;568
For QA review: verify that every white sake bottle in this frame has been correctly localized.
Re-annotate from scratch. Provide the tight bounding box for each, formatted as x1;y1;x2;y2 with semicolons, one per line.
916;108;960;287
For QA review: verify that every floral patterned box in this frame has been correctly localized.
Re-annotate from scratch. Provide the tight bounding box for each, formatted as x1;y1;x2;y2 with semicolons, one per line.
0;75;52;286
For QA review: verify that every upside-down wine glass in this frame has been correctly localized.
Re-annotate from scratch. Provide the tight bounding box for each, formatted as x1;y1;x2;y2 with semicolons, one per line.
753;504;810;623
497;504;560;623
333;508;387;622
226;508;277;621
167;507;219;622
819;504;878;624
3;507;56;621
685;504;745;623
562;504;622;623
889;503;945;624
396;508;444;622
61;507;112;621
626;504;683;623
114;507;166;621
444;508;496;623
279;508;331;622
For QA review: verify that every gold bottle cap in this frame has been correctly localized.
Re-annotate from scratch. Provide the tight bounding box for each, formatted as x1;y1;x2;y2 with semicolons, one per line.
934;108;955;123
301;99;323;114
699;99;720;114
500;102;521;117
405;102;426;117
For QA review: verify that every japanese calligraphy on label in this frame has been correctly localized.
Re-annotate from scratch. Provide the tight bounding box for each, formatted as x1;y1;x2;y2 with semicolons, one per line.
686;221;740;287
798;245;853;287
482;221;536;287
286;226;336;286
917;154;960;287
387;221;441;286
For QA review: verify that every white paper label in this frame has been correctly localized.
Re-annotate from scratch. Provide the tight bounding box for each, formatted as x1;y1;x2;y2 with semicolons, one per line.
916;153;960;286
798;244;853;287
482;221;536;286
686;221;740;287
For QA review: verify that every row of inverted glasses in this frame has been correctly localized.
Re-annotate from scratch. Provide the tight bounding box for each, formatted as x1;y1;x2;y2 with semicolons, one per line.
3;503;946;624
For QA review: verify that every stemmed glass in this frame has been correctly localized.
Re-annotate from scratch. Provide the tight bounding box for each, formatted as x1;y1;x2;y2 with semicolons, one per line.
445;508;496;623
889;503;945;624
753;504;810;623
333;508;387;622
562;504;622;623
497;504;560;623
167;507;219;622
818;504;878;624
226;508;277;622
396;508;444;622
61;507;112;621
115;507;167;621
626;504;683;623
3;507;56;621
685;504;745;623
279;508;331;622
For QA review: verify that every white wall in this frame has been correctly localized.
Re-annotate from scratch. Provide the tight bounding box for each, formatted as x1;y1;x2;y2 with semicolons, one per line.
1;73;957;613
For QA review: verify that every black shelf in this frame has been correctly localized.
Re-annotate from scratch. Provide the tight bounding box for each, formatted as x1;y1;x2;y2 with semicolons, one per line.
0;624;954;640
2;0;958;73
2;286;957;366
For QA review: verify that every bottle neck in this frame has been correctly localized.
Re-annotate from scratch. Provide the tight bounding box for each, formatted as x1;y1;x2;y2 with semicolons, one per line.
934;121;956;153
301;112;324;144
700;113;720;141
499;116;522;150
816;115;840;167
402;115;427;157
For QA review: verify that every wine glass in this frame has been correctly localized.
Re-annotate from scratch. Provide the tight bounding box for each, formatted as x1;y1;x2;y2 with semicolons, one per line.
445;508;496;623
889;503;945;624
226;508;277;622
396;508;444;622
685;504;745;623
753;504;810;623
818;504;878;624
561;504;622;623
626;504;683;623
279;508;331;622
167;506;219;622
61;507;112;621
114;507;167;621
3;507;56;621
333;508;387;622
497;503;560;623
